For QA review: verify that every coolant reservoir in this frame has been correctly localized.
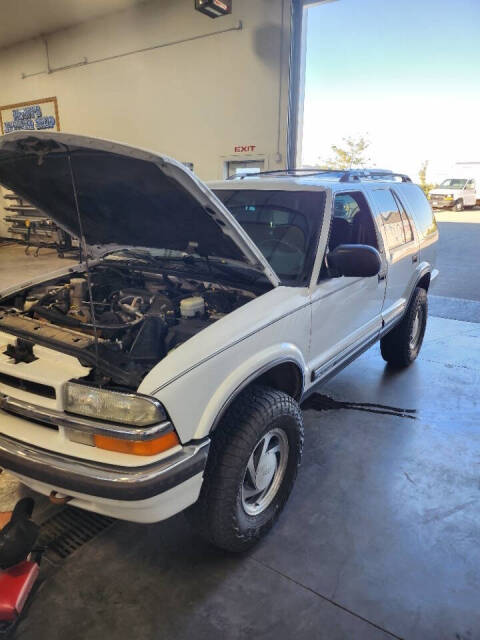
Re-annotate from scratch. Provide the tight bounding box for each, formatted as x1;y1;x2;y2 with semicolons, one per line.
180;296;205;318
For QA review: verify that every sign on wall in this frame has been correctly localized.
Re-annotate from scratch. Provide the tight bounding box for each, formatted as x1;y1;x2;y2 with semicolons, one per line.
0;97;60;135
234;145;256;153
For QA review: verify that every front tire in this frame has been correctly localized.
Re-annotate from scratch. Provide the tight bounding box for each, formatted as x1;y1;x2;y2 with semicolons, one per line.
380;287;427;367
454;199;464;212
187;385;304;552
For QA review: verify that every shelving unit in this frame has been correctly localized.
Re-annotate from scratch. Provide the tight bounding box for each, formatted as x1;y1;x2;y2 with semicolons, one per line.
1;191;77;258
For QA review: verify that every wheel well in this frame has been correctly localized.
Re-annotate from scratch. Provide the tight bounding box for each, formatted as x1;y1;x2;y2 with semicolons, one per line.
417;272;431;292
255;361;304;401
211;361;304;432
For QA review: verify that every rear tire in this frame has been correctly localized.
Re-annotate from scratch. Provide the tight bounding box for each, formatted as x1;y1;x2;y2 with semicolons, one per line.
186;385;304;552
380;287;427;368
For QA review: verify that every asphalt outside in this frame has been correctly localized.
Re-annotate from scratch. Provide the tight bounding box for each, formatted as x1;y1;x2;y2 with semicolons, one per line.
0;208;479;640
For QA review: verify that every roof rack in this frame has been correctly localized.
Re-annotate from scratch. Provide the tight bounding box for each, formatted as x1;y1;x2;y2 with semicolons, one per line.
227;168;412;183
226;168;323;180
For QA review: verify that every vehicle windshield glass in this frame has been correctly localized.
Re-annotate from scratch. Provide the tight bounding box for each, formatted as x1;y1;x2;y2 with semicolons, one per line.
439;179;467;189
213;189;325;284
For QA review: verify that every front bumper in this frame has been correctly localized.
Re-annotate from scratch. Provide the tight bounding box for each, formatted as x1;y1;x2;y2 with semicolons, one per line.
430;197;454;209
0;433;210;501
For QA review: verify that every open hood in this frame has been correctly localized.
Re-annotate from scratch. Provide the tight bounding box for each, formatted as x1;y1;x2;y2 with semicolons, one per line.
0;132;279;286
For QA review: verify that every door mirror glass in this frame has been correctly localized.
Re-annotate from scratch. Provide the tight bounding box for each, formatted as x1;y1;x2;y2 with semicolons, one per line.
328;244;382;278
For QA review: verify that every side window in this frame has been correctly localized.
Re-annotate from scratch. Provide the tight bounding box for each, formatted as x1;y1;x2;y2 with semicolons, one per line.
320;191;378;281
401;185;437;238
467;180;475;190
371;189;406;250
328;191;378;251
392;190;414;243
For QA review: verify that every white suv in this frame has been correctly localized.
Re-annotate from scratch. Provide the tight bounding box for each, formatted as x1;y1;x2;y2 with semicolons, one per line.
0;133;438;552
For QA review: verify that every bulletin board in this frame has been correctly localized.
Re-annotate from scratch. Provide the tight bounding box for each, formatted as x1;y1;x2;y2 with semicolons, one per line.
0;97;60;134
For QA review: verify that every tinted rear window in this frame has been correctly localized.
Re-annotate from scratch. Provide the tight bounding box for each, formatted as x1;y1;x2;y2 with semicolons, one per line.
402;185;438;238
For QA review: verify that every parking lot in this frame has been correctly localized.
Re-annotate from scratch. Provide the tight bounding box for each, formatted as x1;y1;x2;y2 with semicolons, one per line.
430;209;480;323
0;208;479;640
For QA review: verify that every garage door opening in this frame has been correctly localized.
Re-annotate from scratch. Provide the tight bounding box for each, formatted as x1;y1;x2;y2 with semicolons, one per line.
293;0;480;182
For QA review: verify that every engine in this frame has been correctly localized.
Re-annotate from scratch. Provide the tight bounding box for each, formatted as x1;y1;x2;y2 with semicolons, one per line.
0;264;254;388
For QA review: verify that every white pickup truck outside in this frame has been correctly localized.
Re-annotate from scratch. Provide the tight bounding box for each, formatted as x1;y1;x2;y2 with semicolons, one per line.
429;176;480;211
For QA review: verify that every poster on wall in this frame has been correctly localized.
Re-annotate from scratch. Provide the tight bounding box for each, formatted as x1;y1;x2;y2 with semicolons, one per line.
0;97;60;135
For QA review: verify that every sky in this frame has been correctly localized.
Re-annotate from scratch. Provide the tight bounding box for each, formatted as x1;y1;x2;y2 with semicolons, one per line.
301;0;480;183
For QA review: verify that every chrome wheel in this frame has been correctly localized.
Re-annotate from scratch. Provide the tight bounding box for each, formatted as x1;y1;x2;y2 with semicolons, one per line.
241;428;289;516
410;308;423;349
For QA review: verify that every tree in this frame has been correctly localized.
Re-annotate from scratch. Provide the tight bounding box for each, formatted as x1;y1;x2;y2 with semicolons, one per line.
418;160;435;196
321;135;371;170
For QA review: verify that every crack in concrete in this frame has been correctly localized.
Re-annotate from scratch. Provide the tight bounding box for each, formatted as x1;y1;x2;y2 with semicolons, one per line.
422;499;477;524
251;557;403;639
302;393;417;420
404;471;417;485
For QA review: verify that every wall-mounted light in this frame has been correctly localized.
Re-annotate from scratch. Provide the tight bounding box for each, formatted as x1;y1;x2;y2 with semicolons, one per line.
195;0;232;18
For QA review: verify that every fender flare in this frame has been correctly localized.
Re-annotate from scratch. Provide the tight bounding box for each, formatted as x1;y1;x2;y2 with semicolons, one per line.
381;263;433;338
192;345;306;440
407;263;432;307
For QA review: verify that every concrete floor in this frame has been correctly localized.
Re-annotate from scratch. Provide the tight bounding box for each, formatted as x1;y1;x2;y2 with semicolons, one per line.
0;222;479;639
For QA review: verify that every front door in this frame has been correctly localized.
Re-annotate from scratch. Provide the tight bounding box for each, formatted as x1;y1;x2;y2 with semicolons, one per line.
464;180;476;206
308;190;386;382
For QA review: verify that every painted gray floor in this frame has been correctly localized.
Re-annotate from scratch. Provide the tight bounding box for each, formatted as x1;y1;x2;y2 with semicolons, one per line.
0;228;478;639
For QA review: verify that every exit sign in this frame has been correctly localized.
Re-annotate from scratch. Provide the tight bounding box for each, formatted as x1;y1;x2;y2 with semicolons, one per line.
234;145;256;153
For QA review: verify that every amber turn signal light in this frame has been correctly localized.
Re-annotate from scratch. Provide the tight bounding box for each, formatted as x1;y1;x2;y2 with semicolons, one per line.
94;431;180;456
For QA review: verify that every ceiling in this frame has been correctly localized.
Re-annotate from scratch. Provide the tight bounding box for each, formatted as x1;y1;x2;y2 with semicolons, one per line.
0;0;145;49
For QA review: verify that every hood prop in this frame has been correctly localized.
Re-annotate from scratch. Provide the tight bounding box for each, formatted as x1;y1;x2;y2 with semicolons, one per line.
66;149;101;381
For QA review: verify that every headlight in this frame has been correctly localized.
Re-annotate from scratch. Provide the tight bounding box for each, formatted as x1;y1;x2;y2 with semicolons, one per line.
64;383;167;426
445;194;453;200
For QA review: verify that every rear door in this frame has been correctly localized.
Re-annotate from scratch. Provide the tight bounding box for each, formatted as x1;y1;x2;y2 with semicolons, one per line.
308;189;386;381
367;188;419;329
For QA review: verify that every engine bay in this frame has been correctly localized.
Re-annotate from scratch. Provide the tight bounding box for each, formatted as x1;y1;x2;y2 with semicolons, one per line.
0;263;256;389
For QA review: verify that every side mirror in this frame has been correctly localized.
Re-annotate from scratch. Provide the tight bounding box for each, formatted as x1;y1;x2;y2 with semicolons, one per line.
328;244;382;278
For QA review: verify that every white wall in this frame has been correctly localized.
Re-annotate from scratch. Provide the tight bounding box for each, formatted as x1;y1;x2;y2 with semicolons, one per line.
0;0;291;181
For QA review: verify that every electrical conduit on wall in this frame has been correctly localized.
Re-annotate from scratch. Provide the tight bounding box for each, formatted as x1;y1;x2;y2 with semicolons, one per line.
22;22;243;79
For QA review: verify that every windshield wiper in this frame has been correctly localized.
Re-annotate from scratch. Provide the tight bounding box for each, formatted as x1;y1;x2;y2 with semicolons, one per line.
102;249;266;286
195;255;267;285
103;248;159;263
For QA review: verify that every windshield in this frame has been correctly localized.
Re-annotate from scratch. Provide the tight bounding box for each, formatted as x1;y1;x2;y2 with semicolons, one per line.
213;189;325;284
439;179;467;189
